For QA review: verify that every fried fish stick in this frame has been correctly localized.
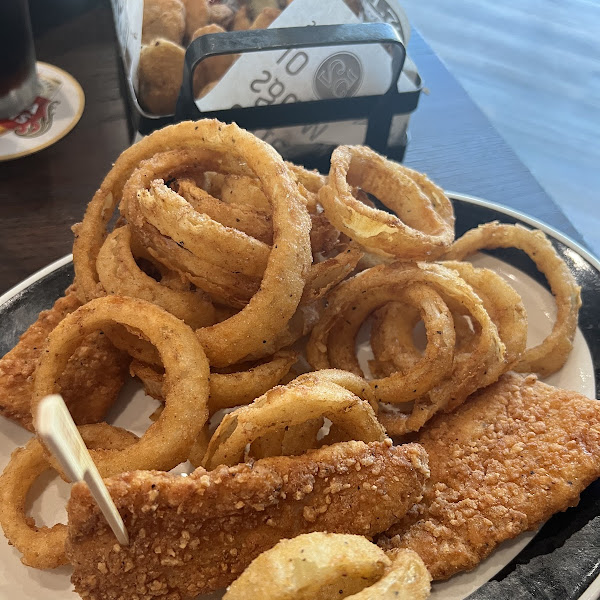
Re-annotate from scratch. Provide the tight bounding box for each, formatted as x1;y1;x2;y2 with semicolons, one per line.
378;373;600;580
67;440;429;599
0;286;128;431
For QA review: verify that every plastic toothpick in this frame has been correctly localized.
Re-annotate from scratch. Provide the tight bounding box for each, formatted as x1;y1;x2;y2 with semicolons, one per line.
34;394;129;545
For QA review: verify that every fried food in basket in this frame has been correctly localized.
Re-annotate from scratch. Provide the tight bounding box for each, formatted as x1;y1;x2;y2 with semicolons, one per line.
0;424;137;569
209;3;235;29
223;533;431;600
246;0;286;20
378;373;600;580
139;0;294;114
182;0;210;40
191;24;237;92
142;0;186;44
66;441;430;598
0;286;128;431
136;0;380;114
232;5;251;30
250;6;281;28
138;39;185;115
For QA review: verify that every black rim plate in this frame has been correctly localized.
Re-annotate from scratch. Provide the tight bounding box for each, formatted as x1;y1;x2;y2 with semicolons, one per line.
0;193;599;600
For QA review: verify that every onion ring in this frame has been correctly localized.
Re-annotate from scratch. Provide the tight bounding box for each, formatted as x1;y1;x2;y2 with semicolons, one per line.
370;262;527;397
71;120;267;303
116;143;334;316
178;177;331;252
306;262;505;434
444;222;581;376
203;370;386;469
132;205;344;311
288;367;378;412
73;146;244;303
188;424;212;468
31;296;210;476
96;225;216;328
286;162;324;213
219;174;271;212
369;303;422;379
309;211;340;255
177;178;273;244
223;533;430;600
303;242;364;303
242;301;324;362
133;218;261;308
287;162;327;195
323;284;456;406
180;172;332;254
136;181;271;279
442;260;527;377
319;146;454;260
346;549;431;600
118;121;311;366
101;322;161;366
0;424;137;569
129;349;298;413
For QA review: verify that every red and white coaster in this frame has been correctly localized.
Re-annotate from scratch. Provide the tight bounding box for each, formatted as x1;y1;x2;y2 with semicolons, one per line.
0;62;85;162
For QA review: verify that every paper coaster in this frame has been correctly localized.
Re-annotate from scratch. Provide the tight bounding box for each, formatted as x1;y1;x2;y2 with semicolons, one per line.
0;62;85;162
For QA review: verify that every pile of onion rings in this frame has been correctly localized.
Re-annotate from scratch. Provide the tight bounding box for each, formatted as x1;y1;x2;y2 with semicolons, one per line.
0;118;583;587
306;261;520;435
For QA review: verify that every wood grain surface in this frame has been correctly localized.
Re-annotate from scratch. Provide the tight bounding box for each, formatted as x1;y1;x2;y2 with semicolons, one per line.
400;0;600;256
0;0;582;296
403;31;581;240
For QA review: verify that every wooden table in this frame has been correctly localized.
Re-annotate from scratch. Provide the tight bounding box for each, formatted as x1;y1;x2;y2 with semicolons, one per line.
0;0;582;296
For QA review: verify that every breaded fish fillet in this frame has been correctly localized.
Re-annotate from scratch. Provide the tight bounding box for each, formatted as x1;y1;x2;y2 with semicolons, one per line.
66;440;429;599
0;286;129;430
378;372;600;580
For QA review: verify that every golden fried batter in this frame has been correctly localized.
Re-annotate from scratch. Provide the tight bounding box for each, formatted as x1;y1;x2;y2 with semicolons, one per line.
182;0;209;40
0;287;129;431
138;39;185;115
67;440;429;599
247;0;284;20
232;5;251;31
142;0;186;45
191;24;236;93
378;373;600;580
209;4;234;29
250;7;281;29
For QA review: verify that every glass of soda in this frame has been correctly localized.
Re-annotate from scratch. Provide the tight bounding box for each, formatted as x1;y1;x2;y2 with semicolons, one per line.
0;0;39;119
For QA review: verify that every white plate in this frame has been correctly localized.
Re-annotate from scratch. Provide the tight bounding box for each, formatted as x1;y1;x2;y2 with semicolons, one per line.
0;193;599;599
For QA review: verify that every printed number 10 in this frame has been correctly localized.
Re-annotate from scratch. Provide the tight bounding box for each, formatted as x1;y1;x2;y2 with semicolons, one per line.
276;49;309;75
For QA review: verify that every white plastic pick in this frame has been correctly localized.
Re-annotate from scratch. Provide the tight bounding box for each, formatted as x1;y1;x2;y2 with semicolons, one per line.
34;394;129;545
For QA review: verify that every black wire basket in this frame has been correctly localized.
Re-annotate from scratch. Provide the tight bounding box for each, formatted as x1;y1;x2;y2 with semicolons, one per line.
121;23;422;172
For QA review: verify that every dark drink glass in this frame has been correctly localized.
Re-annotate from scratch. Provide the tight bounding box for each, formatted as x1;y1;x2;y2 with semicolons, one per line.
0;0;38;119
